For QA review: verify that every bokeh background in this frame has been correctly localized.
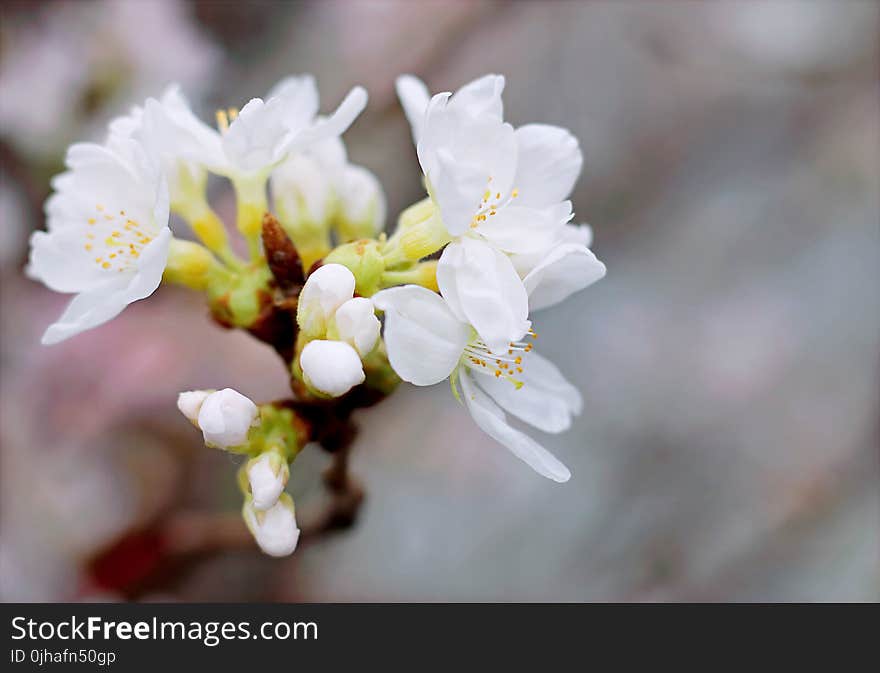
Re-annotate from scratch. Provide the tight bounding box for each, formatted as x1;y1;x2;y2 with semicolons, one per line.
1;0;878;602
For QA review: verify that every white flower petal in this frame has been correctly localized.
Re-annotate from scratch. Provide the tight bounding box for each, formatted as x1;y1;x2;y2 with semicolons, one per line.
564;222;593;248
448;74;505;120
41;279;128;346
300;340;365;397
395;74;431;144
437;239;530;354
177;390;212;423
509;222;593;276
197;388;259;449
222;96;289;174
523;243;606;311
270;153;335;225
39;228;171;345
512;124;583;208
247;453;289;511
243;495;300;557
471;351;582;433
334;297;380;357
459;369;571;483
418;94;517;235
372;285;470;386
308;133;348;171
296;263;356;336
476;202;570;254
268;74;320;133
141;86;226;171
28;229;112;293
430;148;489;236
335;164;386;235
285;86;368;154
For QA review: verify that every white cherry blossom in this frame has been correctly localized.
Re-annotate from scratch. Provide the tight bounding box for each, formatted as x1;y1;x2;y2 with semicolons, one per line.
142;75;367;181
27;135;171;345
373;285;580;482
394;74;600;351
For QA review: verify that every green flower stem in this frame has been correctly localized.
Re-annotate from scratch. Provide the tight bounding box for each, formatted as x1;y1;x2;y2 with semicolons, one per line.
232;174;269;261
379;260;439;292
163;238;234;291
174;197;244;271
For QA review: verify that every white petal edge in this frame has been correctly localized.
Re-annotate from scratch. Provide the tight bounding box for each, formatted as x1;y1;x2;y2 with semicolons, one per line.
459;369;571;483
523;243;606;311
395;74;431;145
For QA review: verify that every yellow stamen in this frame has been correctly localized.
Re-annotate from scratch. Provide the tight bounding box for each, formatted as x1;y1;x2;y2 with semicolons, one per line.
216;109;230;133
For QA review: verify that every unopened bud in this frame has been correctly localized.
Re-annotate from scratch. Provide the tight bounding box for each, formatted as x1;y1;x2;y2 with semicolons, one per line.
197;388;260;449
163;239;218;290
334;164;386;242
331;297;380;357
296;263;356;338
177;389;213;425
399;210;450;261
300;339;365;397
243;493;300;557
271;154;334;269
246;452;290;511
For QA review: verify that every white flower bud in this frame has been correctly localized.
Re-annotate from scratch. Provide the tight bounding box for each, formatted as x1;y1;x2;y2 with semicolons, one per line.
177;389;213;425
271;153;335;227
300;339;365;397
197;388;259;449
247;452;289;511
243;494;301;557
333;297;380;357
296;263;356;337
335;164;386;241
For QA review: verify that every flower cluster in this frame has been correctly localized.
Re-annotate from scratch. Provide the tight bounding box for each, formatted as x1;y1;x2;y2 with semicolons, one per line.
28;73;605;556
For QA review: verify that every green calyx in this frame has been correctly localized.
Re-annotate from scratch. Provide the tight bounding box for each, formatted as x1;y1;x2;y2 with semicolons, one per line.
206;263;273;328
323;239;385;297
245;404;306;461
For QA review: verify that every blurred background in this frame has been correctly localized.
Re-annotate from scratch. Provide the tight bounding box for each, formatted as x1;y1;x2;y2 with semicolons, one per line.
1;0;878;602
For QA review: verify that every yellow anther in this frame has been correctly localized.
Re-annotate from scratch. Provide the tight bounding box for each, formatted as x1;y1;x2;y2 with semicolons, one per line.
228;107;239;121
515;356;522;365
101;262;111;269
512;188;519;198
216;109;230;133
87;218;96;225
96;205;104;212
